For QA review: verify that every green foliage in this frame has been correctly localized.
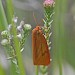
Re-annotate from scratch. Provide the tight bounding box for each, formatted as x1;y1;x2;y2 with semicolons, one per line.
52;0;68;75
0;0;8;31
0;0;31;75
0;65;5;75
0;0;75;75
5;0;14;24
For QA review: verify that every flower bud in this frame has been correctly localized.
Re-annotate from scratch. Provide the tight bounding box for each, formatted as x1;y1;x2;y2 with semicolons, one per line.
8;24;12;31
1;39;9;46
20;21;24;26
43;0;55;7
23;24;31;30
17;25;23;32
17;34;22;39
12;17;18;23
1;30;8;37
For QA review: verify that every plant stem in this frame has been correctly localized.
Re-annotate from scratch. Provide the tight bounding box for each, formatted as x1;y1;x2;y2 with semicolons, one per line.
5;0;27;74
35;66;38;75
52;0;67;75
59;62;62;75
11;21;26;75
41;4;54;75
5;0;14;24
0;65;5;75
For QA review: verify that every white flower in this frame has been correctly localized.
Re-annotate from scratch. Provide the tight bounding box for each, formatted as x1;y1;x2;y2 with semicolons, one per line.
1;39;9;45
20;21;24;26
24;24;31;30
8;24;12;31
12;17;18;23
17;25;22;32
1;30;8;36
17;34;22;39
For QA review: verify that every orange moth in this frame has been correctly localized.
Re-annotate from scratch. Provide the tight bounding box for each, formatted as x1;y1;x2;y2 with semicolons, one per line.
32;26;50;65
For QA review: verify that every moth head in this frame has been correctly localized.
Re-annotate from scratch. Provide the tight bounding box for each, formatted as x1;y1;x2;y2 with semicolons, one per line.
35;26;41;31
35;26;43;35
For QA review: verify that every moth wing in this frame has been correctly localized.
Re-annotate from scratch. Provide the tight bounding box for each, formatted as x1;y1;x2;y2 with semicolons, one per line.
32;29;50;65
32;29;40;64
40;31;50;65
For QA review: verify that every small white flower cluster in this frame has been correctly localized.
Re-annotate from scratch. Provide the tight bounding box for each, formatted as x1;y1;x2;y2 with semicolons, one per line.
1;39;9;46
1;30;8;36
0;16;32;74
16;21;31;40
17;21;31;32
23;24;32;31
1;16;32;48
1;30;10;46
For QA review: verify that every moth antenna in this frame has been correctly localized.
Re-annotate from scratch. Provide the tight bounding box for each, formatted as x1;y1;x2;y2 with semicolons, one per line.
33;12;38;25
39;19;43;28
40;19;43;25
33;12;43;27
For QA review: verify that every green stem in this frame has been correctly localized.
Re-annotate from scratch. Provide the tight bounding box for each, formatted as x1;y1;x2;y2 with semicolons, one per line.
52;0;67;75
0;64;5;75
5;45;19;75
35;66;39;75
5;0;26;74
11;21;26;75
59;63;62;75
5;0;14;24
42;5;54;75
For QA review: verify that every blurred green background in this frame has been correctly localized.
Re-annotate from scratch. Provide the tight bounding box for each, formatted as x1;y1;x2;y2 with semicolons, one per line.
0;0;75;75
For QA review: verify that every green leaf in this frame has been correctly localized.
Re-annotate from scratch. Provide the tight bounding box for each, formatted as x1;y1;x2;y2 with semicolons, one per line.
11;22;26;75
0;0;8;31
0;64;5;75
5;0;14;24
52;0;67;75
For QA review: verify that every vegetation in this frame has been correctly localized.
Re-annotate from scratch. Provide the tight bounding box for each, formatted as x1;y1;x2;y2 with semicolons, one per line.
0;0;75;75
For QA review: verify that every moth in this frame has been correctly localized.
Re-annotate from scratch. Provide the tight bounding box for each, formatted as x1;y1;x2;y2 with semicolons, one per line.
32;26;50;65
